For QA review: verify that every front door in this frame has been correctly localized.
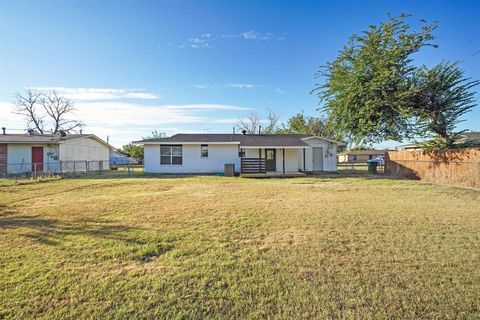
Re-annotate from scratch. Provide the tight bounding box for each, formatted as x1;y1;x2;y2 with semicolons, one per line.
31;147;44;171
265;149;276;171
312;147;323;171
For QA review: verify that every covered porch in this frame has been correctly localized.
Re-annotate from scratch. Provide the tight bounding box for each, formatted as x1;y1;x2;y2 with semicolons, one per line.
240;146;308;176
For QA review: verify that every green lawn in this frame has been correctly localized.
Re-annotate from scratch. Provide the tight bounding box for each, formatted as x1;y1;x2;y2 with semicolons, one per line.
0;174;479;318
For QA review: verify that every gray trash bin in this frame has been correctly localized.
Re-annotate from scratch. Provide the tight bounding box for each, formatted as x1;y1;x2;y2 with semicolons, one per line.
367;160;378;174
224;164;235;177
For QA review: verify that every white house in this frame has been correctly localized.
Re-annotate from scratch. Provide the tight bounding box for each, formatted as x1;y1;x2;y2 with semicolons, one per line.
0;133;113;175
135;133;345;176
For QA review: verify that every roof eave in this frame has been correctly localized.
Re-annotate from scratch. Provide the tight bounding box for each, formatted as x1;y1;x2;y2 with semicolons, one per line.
301;136;347;146
134;141;241;145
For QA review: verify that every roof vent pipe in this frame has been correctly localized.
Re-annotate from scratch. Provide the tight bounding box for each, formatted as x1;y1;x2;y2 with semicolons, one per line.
233;127;235;135
258;125;262;135
27;129;34;135
1;127;5;135
242;129;247;135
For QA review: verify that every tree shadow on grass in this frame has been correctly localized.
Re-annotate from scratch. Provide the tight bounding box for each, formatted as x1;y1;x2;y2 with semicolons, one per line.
69;171;220;181
0;214;147;247
306;171;411;181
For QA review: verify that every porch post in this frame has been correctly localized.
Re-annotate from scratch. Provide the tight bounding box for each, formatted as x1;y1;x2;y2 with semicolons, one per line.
303;148;306;172
282;148;285;174
258;148;262;173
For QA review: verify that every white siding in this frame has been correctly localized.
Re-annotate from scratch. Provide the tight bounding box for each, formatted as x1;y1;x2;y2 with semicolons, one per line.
59;138;109;162
7;144;60;174
244;147;301;173
144;144;241;173
303;138;337;171
275;148;300;173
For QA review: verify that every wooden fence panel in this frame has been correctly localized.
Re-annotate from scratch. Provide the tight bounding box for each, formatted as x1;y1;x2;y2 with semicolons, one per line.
385;148;480;188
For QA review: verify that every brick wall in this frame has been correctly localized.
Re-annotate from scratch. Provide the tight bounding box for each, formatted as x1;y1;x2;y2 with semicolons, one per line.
0;144;7;174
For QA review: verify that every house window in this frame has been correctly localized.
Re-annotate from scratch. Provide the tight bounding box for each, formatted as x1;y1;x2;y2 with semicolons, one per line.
368;155;373;160
352;155;357;161
201;144;208;158
160;145;182;165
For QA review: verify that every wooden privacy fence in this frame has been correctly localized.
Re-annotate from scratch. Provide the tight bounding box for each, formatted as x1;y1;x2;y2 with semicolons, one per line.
385;148;480;188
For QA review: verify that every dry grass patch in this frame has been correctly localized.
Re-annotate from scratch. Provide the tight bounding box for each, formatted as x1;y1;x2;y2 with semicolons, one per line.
0;175;479;318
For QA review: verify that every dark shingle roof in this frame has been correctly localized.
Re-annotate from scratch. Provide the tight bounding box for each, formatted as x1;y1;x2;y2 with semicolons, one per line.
0;134;112;149
240;134;311;147
134;133;343;147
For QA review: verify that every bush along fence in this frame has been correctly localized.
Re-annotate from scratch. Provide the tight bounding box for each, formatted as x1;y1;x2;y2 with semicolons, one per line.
1;160;109;179
385;148;480;188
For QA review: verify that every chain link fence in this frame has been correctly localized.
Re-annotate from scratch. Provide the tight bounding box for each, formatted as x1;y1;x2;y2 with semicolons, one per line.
1;160;109;179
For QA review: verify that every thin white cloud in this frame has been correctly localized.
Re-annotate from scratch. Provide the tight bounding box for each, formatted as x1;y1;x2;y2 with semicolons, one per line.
194;83;286;94
225;83;257;89
27;87;161;100
1;101;253;146
167;104;250;111
176;30;285;49
193;84;218;90
180;34;213;49
240;30;269;40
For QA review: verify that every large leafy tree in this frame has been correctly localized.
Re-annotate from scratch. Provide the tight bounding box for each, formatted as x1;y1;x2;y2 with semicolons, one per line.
410;61;479;148
314;14;438;144
119;143;144;160
121;130;166;160
279;112;341;139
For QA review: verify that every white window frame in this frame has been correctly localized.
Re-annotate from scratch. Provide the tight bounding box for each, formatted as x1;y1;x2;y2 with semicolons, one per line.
201;144;208;158
160;145;182;165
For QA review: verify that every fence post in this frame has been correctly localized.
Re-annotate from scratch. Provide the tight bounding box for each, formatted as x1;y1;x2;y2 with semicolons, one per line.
59;161;63;175
85;161;89;174
33;163;37;180
477;162;480;187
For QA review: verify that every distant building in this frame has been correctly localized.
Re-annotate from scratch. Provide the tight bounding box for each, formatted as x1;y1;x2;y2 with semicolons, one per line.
109;150;140;165
457;132;480;146
395;144;423;151
337;149;390;163
395;132;480;151
0;132;113;174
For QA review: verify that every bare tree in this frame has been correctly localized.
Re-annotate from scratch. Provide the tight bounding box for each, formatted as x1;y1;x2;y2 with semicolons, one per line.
14;89;84;134
262;109;280;134
237;110;281;134
237;111;261;134
14;89;45;133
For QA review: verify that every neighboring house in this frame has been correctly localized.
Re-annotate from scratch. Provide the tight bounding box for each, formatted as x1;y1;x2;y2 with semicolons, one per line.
0;132;113;174
457;131;480;146
109;150;139;165
396;144;422;151
134;133;345;175
337;150;390;163
396;132;480;151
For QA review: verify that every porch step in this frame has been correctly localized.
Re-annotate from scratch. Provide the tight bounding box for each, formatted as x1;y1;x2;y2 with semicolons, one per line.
240;172;307;178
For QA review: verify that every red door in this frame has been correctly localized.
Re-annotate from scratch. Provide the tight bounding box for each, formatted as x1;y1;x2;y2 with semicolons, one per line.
31;147;44;171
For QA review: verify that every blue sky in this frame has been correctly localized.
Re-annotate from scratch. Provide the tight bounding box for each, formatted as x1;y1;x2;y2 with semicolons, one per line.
0;0;479;148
